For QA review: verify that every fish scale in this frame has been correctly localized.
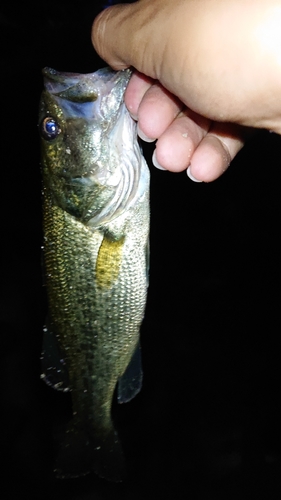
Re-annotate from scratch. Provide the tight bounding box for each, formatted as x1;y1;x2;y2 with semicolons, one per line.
39;67;150;480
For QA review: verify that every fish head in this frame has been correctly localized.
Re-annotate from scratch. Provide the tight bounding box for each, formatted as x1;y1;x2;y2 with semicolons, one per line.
39;67;140;223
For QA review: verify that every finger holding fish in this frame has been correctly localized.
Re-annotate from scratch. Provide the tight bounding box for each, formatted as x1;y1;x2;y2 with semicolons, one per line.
125;74;246;181
92;0;281;180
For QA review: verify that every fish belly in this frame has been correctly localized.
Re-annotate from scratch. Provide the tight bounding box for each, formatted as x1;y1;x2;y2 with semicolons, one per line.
41;186;149;479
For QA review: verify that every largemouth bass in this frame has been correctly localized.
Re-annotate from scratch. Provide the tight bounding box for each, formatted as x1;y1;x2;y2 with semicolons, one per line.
39;67;150;481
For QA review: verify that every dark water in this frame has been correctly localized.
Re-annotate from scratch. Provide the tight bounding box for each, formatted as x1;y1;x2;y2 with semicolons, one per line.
1;2;281;498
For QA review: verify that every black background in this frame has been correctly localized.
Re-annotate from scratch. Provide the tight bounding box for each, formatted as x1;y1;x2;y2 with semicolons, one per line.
1;1;280;498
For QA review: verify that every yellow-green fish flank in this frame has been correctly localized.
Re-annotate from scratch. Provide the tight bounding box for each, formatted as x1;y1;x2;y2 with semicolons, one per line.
39;67;150;481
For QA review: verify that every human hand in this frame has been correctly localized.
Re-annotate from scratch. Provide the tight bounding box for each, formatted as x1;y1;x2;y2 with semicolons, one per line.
92;0;281;181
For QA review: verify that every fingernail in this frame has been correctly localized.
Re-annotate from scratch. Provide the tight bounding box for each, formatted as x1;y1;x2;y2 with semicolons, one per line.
186;166;202;182
152;150;167;170
137;124;156;143
129;111;138;121
126;104;138;121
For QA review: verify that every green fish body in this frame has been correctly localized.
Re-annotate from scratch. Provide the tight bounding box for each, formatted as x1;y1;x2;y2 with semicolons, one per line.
39;67;150;481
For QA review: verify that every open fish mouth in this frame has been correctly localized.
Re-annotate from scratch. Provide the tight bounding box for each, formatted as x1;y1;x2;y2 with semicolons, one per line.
42;66;132;117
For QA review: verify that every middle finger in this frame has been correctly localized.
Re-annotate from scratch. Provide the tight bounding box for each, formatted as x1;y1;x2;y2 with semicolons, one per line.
153;109;210;171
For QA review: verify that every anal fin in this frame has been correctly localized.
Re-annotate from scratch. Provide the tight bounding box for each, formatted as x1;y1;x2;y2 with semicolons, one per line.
117;341;143;403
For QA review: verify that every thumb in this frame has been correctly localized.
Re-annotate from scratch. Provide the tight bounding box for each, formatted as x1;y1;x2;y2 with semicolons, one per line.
91;4;131;70
91;0;168;78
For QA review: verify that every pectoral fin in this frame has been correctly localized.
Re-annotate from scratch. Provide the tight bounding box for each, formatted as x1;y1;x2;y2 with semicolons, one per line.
96;235;125;289
117;341;143;403
40;320;70;391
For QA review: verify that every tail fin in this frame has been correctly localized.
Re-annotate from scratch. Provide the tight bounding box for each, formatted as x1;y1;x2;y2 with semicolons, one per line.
53;421;126;482
89;430;127;482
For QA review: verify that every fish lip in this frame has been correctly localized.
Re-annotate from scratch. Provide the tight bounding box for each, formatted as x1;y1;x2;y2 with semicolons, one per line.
42;67;87;79
42;66;132;99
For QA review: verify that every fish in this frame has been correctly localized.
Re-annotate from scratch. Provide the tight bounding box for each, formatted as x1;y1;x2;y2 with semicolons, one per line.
38;67;150;481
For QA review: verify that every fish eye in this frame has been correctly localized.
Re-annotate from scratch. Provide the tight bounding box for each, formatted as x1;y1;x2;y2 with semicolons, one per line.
40;117;61;140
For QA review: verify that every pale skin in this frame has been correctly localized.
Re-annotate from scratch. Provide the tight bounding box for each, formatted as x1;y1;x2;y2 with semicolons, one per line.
92;0;281;182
